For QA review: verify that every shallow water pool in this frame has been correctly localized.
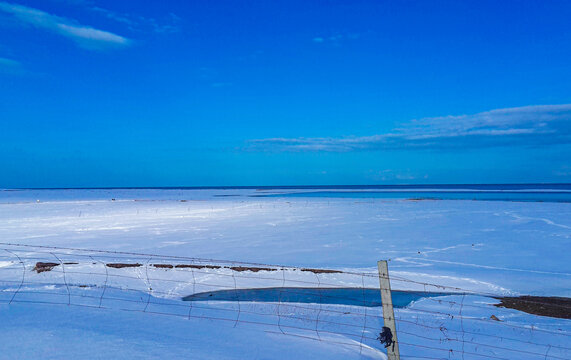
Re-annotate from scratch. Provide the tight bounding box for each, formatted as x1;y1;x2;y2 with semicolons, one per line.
183;287;451;308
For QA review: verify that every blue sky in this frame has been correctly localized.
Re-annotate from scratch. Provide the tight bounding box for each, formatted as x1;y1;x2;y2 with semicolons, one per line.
1;0;570;187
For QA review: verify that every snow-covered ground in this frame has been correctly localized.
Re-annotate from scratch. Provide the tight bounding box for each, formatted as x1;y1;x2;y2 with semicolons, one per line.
0;189;570;359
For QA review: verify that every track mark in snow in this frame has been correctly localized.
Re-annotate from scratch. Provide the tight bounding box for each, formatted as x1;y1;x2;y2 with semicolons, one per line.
420;243;484;255
398;258;571;276
158;241;187;248
506;212;571;230
393;271;512;295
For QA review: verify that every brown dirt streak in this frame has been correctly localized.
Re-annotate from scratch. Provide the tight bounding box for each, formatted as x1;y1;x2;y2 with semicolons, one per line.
175;264;221;269
301;268;342;274
106;263;142;269
230;266;277;272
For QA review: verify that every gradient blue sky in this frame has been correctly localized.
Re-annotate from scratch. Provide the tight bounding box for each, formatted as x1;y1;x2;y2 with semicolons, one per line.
1;0;571;187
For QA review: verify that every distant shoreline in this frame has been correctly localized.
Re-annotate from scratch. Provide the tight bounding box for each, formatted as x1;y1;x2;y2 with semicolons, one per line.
2;186;571;203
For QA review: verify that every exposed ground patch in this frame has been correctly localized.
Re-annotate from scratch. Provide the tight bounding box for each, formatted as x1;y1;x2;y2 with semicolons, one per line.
301;268;342;274
33;262;60;273
230;266;277;272
106;263;142;269
494;296;571;319
32;260;344;275
174;264;221;270
153;264;174;269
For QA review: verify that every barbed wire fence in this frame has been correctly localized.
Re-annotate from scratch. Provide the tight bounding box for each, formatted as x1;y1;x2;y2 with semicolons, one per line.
0;242;569;359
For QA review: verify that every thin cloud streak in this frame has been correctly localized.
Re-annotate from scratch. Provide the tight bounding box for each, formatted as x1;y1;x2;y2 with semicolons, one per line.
0;2;130;50
250;104;571;152
0;56;19;67
91;6;181;34
0;56;24;74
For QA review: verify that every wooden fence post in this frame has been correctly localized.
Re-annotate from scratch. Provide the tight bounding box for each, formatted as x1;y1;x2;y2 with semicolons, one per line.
378;260;401;360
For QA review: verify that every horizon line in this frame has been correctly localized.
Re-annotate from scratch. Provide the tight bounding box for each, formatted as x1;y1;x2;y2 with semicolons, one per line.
3;182;571;191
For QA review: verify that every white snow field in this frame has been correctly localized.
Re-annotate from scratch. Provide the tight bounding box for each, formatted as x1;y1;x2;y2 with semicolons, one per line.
0;189;570;359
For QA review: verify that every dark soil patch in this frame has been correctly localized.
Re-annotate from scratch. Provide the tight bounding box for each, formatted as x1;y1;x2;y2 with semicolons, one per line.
175;264;221;270
494;296;571;319
106;263;142;269
301;268;342;274
153;264;174;269
230;266;276;272
33;262;60;273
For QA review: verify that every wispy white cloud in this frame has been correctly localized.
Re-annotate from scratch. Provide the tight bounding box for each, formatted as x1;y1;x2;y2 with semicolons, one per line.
91;6;137;27
0;56;19;67
91;6;181;34
0;2;130;50
0;56;24;74
312;32;361;45
554;165;571;177
250;104;571;152
370;169;427;182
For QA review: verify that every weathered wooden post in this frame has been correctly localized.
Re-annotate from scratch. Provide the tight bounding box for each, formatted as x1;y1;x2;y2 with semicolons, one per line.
378;260;401;360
